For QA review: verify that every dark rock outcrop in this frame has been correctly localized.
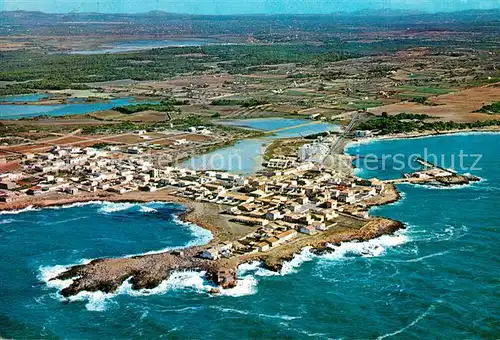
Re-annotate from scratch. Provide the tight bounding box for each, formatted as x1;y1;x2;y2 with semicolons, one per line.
50;218;404;298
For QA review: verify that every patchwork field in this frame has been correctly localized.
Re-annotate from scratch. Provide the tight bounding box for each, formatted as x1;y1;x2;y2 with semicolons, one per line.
89;110;169;122
369;83;500;122
171;133;212;142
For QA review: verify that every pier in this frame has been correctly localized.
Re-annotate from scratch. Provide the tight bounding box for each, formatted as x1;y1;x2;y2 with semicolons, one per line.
414;157;457;174
383;157;477;185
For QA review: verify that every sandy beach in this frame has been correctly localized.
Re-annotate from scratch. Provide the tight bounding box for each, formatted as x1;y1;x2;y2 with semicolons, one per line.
346;127;500;148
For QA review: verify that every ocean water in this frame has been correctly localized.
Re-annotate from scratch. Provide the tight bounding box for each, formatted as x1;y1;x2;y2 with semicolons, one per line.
184;118;341;173
1;133;499;338
0;97;156;120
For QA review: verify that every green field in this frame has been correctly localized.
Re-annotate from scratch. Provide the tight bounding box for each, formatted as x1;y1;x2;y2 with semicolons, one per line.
344;99;384;110
283;90;323;97
396;85;453;95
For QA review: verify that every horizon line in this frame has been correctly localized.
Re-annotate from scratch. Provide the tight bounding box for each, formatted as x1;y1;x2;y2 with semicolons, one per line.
1;8;499;16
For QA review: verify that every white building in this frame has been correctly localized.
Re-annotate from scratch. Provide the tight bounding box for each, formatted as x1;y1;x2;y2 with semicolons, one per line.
298;143;330;163
299;225;317;235
201;248;219;260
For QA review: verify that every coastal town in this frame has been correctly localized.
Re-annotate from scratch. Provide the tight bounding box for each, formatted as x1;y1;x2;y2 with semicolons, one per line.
0;125;478;265
1;6;499;339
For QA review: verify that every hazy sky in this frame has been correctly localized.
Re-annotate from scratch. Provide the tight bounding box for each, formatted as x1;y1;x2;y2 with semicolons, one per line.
1;0;499;14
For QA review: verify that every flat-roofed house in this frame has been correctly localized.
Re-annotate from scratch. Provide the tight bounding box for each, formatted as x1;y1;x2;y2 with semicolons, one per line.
312;221;327;231
257;242;270;252
266;210;282;220
299;225;317;235
265;236;280;248
277;229;298;242
232;215;269;226
201;248;219;260
220;242;233;251
223;192;255;204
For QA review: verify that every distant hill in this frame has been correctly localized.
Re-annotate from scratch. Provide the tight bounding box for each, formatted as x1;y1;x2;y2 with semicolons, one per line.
1;8;499;20
0;9;498;36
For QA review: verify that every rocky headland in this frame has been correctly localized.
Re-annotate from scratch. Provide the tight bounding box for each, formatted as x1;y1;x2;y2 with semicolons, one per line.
0;182;407;297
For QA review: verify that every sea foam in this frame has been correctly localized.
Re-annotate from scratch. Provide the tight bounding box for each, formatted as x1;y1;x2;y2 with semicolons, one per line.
322;232;408;259
39;258;92;291
37;200;408;310
98;202;136;213
139;206;158;213
40;230;409;311
237;231;410;286
0;205;40;215
45;268;259;312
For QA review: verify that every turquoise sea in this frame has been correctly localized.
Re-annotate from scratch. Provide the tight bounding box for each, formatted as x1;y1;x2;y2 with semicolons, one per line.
1;132;499;338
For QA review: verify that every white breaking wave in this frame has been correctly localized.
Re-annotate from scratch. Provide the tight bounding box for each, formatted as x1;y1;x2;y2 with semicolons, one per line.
0;200;144;216
238;260;278;277
39;264;75;291
219;275;258;297
182;220;214;248
407;182;473;190
40;229;409;311
0;205;40;215
236;231;410;296
238;248;318;278
139;206;158;213
98;202;136;213
237;261;262;273
38;207;408;310
0;200;179;216
241;231;410;278
281;247;316;274
38;259;92;291
43;268;259;312
119;271;212;297
47;201;100;210
323;232;409;260
68;290;118;312
1;201;106;216
36;200;217;311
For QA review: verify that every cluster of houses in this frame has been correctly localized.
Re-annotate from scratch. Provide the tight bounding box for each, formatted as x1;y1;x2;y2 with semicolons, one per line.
201;226;299;260
18;145;165;196
190;166;386;260
0;141;387;262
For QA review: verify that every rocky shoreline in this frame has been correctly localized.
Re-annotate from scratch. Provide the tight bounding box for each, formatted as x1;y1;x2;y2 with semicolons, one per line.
51;216;403;296
0;186;406;296
5;130;489;298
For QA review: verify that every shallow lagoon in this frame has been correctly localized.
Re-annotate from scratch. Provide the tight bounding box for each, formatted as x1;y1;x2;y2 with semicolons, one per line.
0;94;53;102
183;118;341;174
0;97;154;120
69;38;217;54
